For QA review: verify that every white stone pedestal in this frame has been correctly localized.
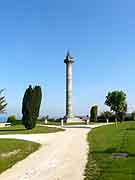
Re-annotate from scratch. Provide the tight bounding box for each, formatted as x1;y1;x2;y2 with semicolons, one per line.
65;117;83;123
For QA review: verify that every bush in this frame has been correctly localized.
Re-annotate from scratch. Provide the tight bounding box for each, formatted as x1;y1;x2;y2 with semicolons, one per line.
131;112;135;121
125;114;132;121
47;118;61;123
7;115;16;123
37;116;49;124
54;118;62;122
108;114;116;122
117;112;126;122
97;112;115;123
98;112;131;122
97;114;106;122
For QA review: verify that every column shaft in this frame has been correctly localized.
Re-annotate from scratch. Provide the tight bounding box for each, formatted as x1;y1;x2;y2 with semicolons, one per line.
66;63;73;117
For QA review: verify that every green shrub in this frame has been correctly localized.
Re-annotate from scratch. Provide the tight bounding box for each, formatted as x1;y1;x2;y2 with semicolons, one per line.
97;112;116;122
37;116;49;124
12;120;22;126
7;115;16;123
97;114;106;122
98;111;112;122
109;114;117;122
124;114;132;121
117;112;126;122
131;112;135;121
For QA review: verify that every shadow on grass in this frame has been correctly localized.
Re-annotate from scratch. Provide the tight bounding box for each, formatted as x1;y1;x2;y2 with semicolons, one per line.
92;148;135;157
92;147;117;154
126;128;135;131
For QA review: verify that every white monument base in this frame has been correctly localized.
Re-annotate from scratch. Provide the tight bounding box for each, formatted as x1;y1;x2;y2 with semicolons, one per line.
65;117;83;123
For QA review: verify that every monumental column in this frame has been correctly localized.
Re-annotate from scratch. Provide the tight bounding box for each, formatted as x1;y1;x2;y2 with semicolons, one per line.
64;51;74;120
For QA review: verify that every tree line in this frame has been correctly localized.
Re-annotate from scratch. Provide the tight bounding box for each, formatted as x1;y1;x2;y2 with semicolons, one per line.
0;87;135;129
90;90;128;123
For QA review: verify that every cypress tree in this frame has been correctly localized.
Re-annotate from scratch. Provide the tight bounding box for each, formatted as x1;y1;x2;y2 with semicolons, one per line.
22;85;42;129
90;105;98;122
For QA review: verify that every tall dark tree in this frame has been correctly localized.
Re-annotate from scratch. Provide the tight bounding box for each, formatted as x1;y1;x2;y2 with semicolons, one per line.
22;85;42;129
105;90;127;122
0;89;7;113
90;105;98;122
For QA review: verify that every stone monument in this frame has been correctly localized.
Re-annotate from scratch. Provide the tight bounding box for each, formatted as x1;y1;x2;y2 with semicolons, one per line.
64;51;82;123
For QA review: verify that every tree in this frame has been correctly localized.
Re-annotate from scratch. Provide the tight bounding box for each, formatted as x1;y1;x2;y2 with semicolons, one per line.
0;89;7;113
118;103;127;122
90;105;98;122
131;111;135;121
22;85;42;129
101;111;112;123
105;91;127;122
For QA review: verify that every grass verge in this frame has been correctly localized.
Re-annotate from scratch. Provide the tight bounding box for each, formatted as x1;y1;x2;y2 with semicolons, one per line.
85;121;135;180
0;125;64;135
0;138;40;174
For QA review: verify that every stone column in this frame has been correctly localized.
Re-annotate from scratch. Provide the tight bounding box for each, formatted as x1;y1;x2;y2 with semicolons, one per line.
64;52;74;118
66;62;73;117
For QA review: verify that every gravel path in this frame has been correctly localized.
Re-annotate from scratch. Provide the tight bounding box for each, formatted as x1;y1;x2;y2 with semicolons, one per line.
0;124;108;180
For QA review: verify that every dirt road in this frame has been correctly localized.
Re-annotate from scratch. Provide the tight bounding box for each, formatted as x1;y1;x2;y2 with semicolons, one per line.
0;127;90;180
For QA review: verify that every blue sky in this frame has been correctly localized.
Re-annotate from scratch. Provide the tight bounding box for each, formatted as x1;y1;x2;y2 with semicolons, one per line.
0;0;135;118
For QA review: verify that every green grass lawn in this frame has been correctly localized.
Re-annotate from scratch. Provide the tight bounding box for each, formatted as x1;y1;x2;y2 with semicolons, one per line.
0;138;40;174
0;125;64;135
85;121;135;180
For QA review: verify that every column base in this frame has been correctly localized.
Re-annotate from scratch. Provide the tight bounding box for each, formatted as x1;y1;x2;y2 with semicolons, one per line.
64;116;83;123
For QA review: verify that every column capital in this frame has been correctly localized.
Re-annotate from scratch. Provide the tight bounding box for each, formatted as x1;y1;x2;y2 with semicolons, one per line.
64;51;74;64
